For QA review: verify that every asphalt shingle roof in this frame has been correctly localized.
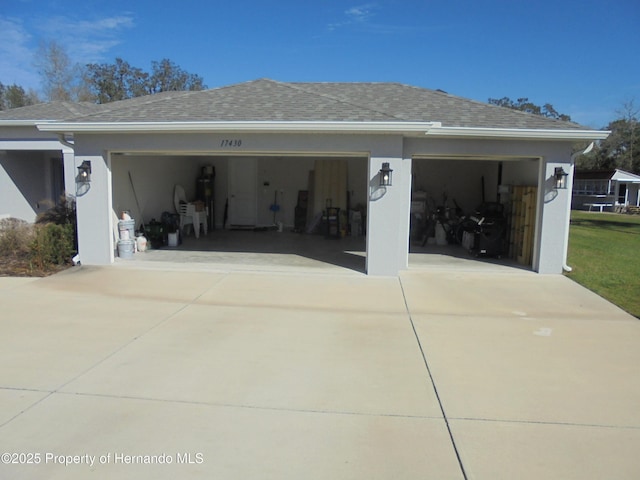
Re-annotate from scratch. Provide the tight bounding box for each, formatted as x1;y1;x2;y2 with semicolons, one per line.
0;101;102;121
0;79;589;130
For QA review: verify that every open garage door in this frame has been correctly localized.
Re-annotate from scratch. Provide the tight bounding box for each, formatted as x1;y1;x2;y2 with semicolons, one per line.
409;157;539;270
110;153;368;273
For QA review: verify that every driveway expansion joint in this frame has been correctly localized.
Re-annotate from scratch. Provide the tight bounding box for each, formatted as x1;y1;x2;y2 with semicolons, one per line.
55;390;443;420
450;416;640;431
398;277;469;480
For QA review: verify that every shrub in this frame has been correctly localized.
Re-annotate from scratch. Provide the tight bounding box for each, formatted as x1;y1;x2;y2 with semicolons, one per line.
36;195;78;251
29;223;75;271
0;218;33;258
1;196;78;275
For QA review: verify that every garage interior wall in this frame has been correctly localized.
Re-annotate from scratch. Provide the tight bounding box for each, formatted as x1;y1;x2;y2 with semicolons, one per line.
255;157;367;227
111;155;208;227
412;158;539;212
255;156;315;227
411;159;500;213
111;155;368;230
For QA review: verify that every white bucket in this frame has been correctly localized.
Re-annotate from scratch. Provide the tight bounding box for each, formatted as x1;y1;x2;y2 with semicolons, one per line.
168;232;179;247
118;219;135;241
118;239;135;259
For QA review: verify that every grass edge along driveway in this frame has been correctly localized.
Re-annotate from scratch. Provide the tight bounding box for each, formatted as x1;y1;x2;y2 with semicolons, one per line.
567;211;640;319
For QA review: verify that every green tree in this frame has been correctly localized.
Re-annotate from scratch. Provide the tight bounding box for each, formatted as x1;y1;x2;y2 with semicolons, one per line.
587;105;638;173
84;58;149;103
488;97;572;121
0;82;40;110
84;57;205;103
148;59;205;93
575;99;639;174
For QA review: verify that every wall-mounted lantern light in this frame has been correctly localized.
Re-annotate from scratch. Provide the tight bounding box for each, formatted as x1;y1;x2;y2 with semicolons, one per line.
554;167;568;189
379;162;393;187
77;160;92;183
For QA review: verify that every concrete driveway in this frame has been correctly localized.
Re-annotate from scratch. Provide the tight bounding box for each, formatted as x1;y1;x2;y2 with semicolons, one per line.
0;264;639;479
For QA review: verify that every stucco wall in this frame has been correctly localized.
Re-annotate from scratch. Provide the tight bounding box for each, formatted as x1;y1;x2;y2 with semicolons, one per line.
72;131;576;275
536;148;574;274
0;150;62;222
0;126;62;141
0;125;69;222
501;158;539;186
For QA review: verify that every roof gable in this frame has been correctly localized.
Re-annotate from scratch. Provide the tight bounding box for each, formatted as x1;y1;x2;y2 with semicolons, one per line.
612;169;640;181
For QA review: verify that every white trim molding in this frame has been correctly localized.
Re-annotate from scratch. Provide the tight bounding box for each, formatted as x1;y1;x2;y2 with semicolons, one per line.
425;126;610;141
36;120;609;142
37;121;443;135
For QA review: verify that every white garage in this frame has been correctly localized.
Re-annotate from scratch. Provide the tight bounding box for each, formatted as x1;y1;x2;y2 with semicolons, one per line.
3;79;608;275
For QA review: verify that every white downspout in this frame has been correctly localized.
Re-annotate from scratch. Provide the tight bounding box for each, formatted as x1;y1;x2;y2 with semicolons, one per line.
57;133;74;149
563;142;594;272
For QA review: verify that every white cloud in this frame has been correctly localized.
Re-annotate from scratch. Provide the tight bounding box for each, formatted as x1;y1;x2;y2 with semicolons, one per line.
345;4;376;22
84;16;135;31
327;3;417;35
0;17;40;87
0;13;135;91
328;3;378;31
37;14;135;63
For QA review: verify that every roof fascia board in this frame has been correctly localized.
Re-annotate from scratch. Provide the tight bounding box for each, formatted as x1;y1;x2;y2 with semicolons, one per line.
426;126;611;141
36;121;610;141
0;120;42;126
37;121;442;134
0;139;69;151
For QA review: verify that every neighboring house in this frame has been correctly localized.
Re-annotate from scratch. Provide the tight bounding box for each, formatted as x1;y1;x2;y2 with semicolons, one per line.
0;79;608;275
0;102;102;221
572;169;640;212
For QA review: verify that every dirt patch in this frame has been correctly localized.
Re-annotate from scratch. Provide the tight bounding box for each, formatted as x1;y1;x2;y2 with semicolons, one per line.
0;256;71;277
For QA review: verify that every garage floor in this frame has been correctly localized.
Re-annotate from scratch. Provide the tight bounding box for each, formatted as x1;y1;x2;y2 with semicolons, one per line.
119;229;524;274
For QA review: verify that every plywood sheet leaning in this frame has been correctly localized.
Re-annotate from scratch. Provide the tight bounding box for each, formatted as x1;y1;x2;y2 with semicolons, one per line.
519;186;536;265
509;186;537;266
509;186;522;260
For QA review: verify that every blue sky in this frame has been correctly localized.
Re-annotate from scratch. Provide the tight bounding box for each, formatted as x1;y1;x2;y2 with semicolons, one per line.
1;0;638;128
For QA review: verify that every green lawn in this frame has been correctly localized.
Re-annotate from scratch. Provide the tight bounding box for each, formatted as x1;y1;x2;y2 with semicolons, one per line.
567;211;640;318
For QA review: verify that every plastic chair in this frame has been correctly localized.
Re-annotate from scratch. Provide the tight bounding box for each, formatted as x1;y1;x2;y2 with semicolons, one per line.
173;185;207;239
